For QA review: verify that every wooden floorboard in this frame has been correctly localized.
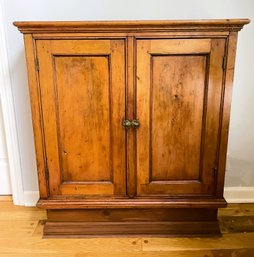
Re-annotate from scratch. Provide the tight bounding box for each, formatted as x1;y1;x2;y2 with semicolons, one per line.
0;197;254;256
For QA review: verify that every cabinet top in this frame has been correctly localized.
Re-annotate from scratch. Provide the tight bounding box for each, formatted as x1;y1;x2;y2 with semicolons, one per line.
14;19;250;34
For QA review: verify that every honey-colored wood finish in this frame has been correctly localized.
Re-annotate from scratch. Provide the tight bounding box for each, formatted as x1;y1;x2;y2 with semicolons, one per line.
136;38;225;196
23;34;48;198
14;19;249;237
14;19;249;33
36;39;126;197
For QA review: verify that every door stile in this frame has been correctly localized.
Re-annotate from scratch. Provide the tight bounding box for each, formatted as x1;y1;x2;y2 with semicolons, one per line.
126;36;137;198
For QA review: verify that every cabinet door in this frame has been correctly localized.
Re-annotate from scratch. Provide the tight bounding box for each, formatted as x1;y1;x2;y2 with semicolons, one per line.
136;38;225;196
36;39;126;197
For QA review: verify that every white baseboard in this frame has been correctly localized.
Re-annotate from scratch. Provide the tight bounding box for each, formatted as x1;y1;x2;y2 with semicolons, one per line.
224;187;254;203
24;191;39;206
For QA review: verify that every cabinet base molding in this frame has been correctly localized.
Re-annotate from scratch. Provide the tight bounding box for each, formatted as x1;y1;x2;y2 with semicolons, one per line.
43;208;221;238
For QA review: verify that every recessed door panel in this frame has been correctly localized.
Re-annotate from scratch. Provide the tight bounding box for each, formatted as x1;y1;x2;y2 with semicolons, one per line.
55;56;112;182
136;39;225;196
151;55;206;181
36;40;126;197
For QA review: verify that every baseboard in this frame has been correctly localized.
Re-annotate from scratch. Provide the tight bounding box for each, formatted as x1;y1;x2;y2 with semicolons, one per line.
24;191;39;206
224;187;254;203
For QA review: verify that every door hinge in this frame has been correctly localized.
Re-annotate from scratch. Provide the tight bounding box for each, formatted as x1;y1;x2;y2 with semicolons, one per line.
222;55;227;70
35;58;40;71
213;166;218;178
45;165;49;180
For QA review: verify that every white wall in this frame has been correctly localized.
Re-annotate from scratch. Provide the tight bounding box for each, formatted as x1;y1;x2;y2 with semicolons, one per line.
2;0;254;192
0;101;12;194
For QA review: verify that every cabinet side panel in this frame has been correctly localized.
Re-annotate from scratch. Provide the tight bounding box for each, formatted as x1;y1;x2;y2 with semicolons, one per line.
217;32;238;198
23;34;48;198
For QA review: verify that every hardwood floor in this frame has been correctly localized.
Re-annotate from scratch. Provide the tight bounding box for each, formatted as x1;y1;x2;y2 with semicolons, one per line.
0;196;254;256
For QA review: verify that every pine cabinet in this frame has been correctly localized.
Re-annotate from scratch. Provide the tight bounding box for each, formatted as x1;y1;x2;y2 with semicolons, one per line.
14;19;249;237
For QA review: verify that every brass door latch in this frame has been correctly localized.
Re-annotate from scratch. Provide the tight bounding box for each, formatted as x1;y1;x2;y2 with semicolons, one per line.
122;119;140;129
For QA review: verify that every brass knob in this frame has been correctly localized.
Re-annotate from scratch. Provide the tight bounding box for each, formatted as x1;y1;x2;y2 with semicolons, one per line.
132;119;140;128
122;119;140;129
123;119;132;128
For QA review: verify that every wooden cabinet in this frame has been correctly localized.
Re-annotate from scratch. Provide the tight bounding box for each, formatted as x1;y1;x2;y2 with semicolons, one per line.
14;19;249;237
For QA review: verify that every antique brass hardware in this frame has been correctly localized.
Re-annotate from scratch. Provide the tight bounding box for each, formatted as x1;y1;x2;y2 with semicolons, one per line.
123;119;132;128
132;119;140;128
122;119;140;129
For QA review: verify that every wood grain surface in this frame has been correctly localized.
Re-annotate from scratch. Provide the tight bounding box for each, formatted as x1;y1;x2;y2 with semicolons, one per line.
36;39;126;197
136;38;225;196
13;19;250;33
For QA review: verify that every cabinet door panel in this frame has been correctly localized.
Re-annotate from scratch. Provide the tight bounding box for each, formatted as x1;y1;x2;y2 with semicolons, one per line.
136;39;225;196
151;55;205;181
55;56;111;182
36;40;126;197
